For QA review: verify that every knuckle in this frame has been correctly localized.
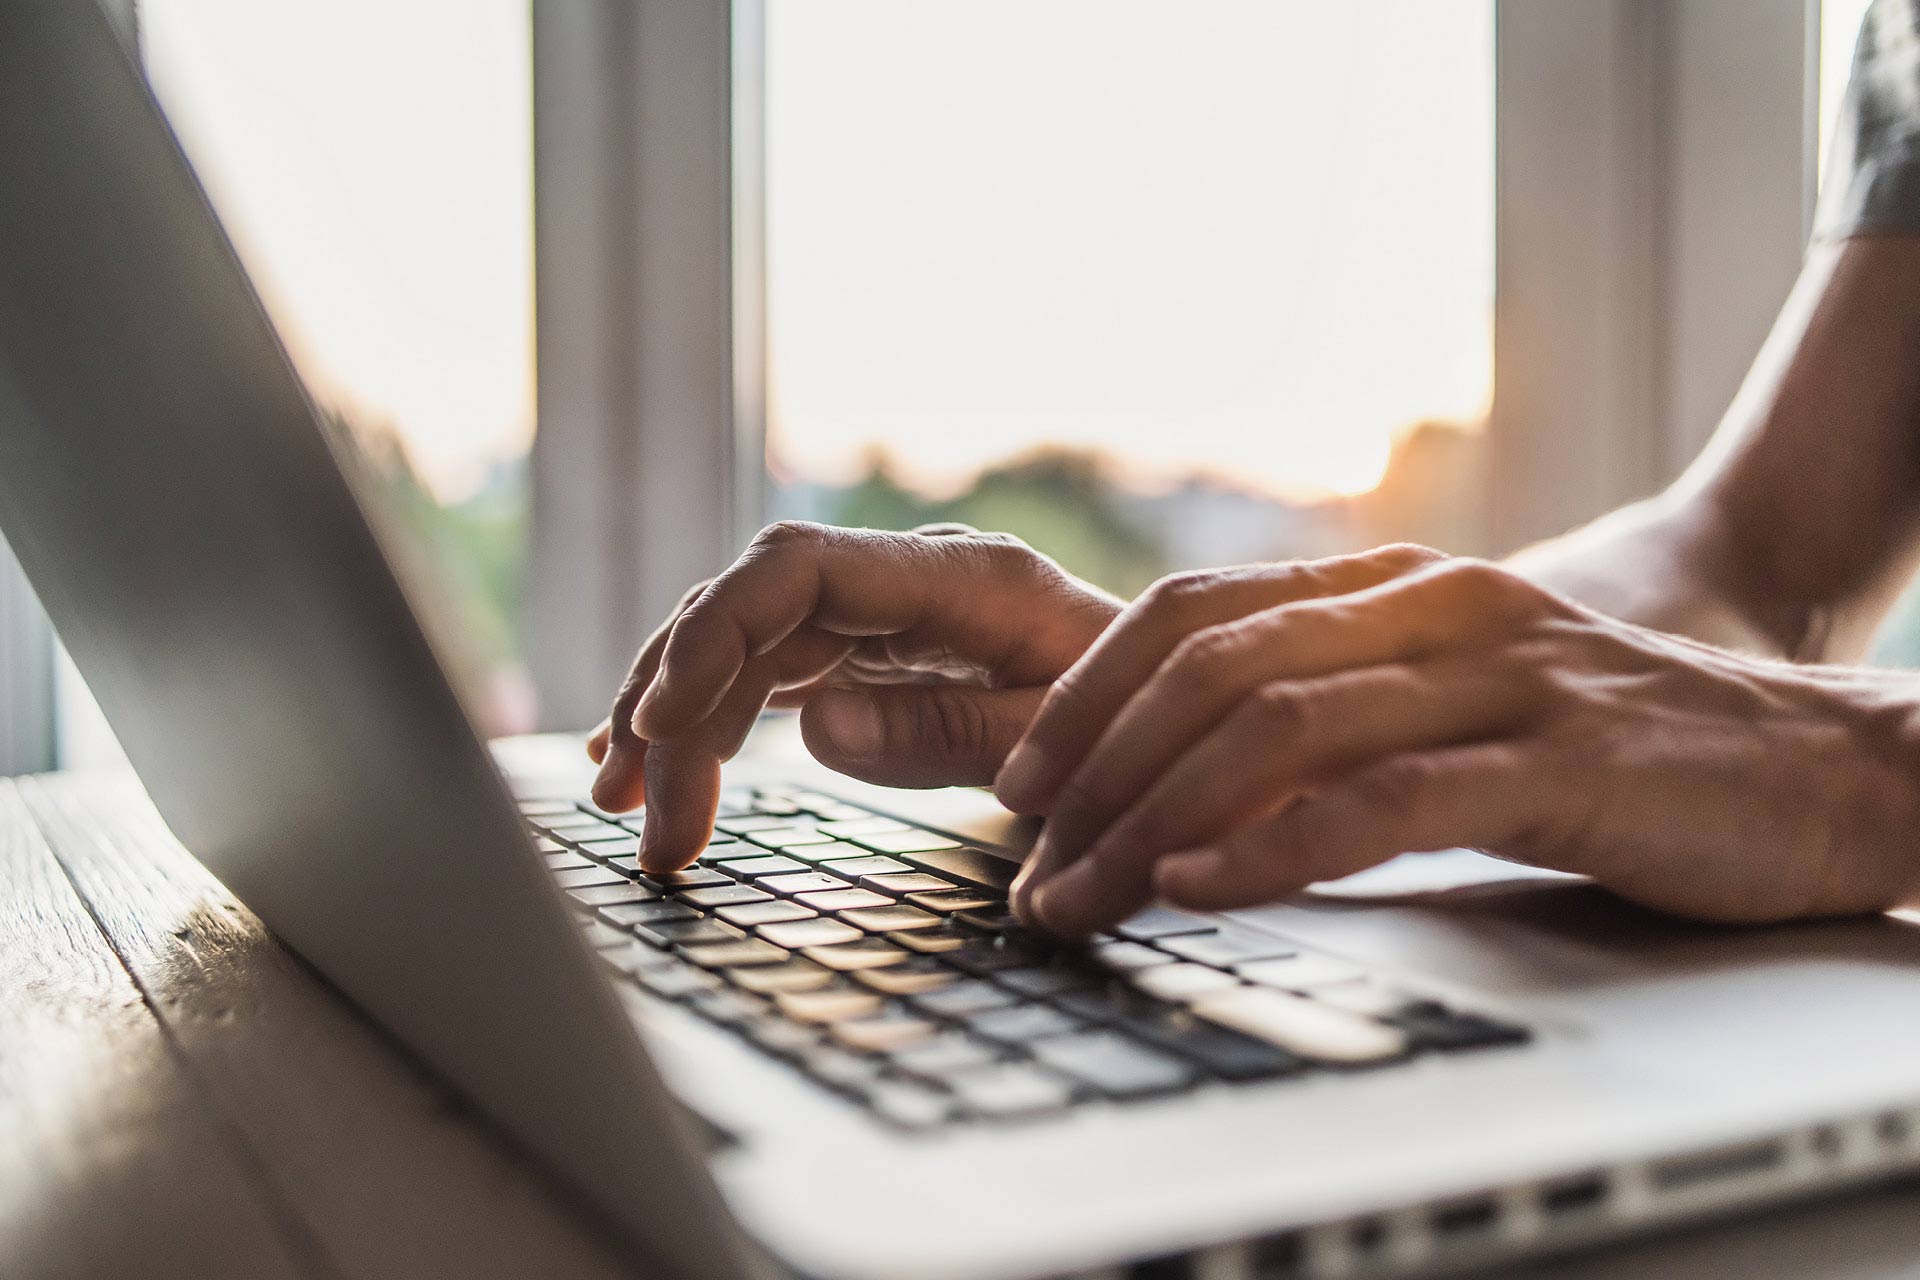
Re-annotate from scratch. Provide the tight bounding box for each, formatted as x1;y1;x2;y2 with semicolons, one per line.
1167;623;1246;689
1247;679;1311;735
1354;756;1437;810
750;519;827;553
1436;557;1540;614
923;687;991;758
968;531;1043;581
1139;569;1219;620
1369;542;1445;573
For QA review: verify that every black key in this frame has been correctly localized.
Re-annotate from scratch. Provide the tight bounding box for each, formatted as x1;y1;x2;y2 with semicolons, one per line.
838;904;943;934
636;918;743;948
636;963;723;999
817;854;915;879
688;990;767;1026
681;938;791;969
679;883;774;908
863;872;958;895
801;938;909;971
716;854;811;879
1029;1031;1198;1099
715;899;816;927
911;979;1017;1020
573;835;641;858
1054;985;1163;1025
1387;1008;1531;1052
533;837;569;853
728;959;836;995
567;882;659;908
1123;1007;1305;1081
773;840;872;865
757;918;864;949
578;921;628;950
552;866;630;890
1157;927;1296;968
746;826;838;850
1114;907;1217;942
641;866;731;890
852;958;957;996
853;829;963;855
544;851;596;872
892;923;978;955
797;888;893;912
601;900;697;929
945;1063;1075;1119
539;814;621;836
954;909;1021;933
746;796;803;817
968;1004;1084;1046
947;940;1055;976
899;846;1020;892
759;872;853;897
993;966;1102;1000
904;887;1001;914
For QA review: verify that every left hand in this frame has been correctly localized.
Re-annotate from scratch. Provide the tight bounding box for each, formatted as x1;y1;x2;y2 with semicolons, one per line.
995;545;1920;935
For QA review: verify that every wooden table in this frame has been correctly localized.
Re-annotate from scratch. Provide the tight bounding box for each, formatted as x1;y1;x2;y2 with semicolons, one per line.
7;767;1920;1280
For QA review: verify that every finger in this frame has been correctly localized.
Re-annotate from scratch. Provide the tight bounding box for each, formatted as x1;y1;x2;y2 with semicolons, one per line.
1020;660;1536;934
799;684;1047;788
590;579;710;812
1146;741;1546;914
993;544;1442;815
634;630;855;870
586;719;612;765
1014;554;1524;903
634;523;1103;740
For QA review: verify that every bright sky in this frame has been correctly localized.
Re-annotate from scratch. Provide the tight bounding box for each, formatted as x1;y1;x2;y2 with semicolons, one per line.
139;1;1496;504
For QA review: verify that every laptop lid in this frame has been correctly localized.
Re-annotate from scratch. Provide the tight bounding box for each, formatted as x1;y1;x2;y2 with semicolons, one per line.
0;6;763;1276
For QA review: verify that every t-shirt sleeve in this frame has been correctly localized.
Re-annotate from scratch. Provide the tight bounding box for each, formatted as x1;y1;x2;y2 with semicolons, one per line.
1817;0;1920;239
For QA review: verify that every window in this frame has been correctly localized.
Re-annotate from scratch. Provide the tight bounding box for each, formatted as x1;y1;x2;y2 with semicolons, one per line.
137;0;537;733
762;1;1494;598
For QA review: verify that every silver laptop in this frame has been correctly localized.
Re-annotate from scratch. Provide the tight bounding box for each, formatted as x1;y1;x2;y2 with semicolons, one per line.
7;4;1920;1277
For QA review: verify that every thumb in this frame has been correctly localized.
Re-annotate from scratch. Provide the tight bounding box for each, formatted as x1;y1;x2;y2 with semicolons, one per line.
799;684;1045;788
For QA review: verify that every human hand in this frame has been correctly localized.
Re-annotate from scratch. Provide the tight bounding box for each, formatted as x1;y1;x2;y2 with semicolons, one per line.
587;522;1120;871
995;545;1920;934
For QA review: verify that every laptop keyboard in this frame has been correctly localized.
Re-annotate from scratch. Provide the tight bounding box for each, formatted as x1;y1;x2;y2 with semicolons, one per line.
519;784;1531;1131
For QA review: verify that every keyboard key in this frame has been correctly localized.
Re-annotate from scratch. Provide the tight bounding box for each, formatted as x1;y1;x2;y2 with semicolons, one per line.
831;1011;938;1053
797;888;893;912
714;814;797;834
862;872;958;895
679;883;774;908
799;1047;886;1094
544;852;596;871
912;979;1018;1019
1092;940;1176;972
728;959;837;994
1030;1031;1198;1100
968;1004;1084;1046
715;899;817;927
601;942;675;975
1192;988;1410;1065
866;1080;956;1130
1053;985;1165;1025
853;829;963;855
742;1017;823;1058
954;909;1021;933
904;887;1001;914
641;866;732;890
947;940;1055;975
534;836;570;853
1130;964;1241;1003
1113;907;1217;942
601;900;698;929
1235;954;1365;990
746;796;803;817
890;1031;1000;1078
716;854;811;879
681;939;791;969
578;921;628;950
1121;1006;1305;1081
636;963;723;999
573;835;641;858
539;815;620;836
748;826;839;849
552;866;631;890
567;883;659;908
638;919;743;949
853;960;957;996
757;918;864;949
1386;1008;1530;1052
1310;981;1438;1019
773;840;874;865
899;846;1020;892
759;872;853;897
993;966;1102;999
688;990;767;1026
892;923;977;954
775;988;884;1024
815;817;908;838
1158;927;1297;968
802;938;909;971
518;799;579;817
818;854;915;879
839;904;943;934
946;1064;1075;1119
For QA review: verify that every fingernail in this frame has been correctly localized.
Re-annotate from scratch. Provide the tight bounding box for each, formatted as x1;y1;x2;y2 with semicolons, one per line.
994;741;1048;812
814;689;883;760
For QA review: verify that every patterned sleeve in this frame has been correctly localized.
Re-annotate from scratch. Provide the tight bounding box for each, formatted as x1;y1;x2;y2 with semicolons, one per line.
1817;0;1920;239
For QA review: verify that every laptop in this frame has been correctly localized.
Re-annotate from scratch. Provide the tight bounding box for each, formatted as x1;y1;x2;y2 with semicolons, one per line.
7;4;1920;1276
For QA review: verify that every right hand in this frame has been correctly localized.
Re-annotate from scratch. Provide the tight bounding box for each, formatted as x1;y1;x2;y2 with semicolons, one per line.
587;521;1121;871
